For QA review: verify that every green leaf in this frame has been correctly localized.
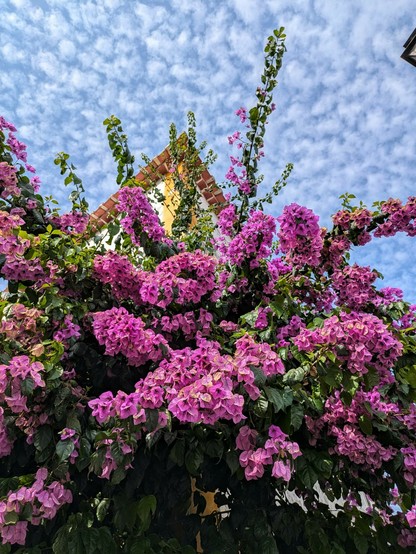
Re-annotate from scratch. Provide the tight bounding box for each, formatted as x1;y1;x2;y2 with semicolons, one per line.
249;107;259;123
322;363;342;387
56;440;75;462
20;377;35;396
65;411;82;433
137;495;157;532
290;404;304;431
110;440;125;465
253;393;269;417
363;367;380;389
114;497;138;532
251;365;267;387
75;437;91;471
264;386;292;412
240;308;259;328
97;498;110;522
170;439;185;466
126;537;153;554
225;449;240;475
185;447;204;475
312;452;333;479
258;536;279;554
330;543;346;554
283;365;308;384
4;512;19;525
145;409;160;432
7;280;18;293
358;415;373;436
205;440;224;459
353;533;369;554
110;466;126;485
296;457;319;489
34;425;54;453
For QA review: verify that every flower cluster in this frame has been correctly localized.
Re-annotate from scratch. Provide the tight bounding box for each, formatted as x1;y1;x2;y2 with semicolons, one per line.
0;210;24;233
0;162;20;198
401;446;416;487
219;320;239;334
227;131;242;147
263;257;292;295
59;428;80;464
394;303;416;331
377;286;404;307
278;203;323;267
0;407;13;457
234;334;285;399
93;250;144;305
0;468;72;545
397;403;416;432
91;306;169;367
0;303;44;347
331;207;372;246
169;372;245;425
216;270;249;297
53;315;81;344
332;264;378;308
222;210;276;268
140;251;217;307
116;336;285;429
0;116;17;134
332;208;372;231
94;427;136;479
254;307;271;329
135;339;246;425
89;390;146;425
275;316;304;348
294;311;402;378
0;210;29;257
406;505;416;528
330;424;396;469
0;356;45;420
225;165;251;195
324;235;351;271
235;107;247;123
0;117;39;192
1;256;46;284
289;274;335;313
157;309;213;340
6;132;27;163
398;528;416;549
50;211;89;235
236;425;301;481
305;393;397;469
355;388;399;417
117;186;167;246
217;203;237;236
374;197;416;238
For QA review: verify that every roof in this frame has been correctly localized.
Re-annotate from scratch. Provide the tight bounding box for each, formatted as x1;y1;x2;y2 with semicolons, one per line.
90;141;226;229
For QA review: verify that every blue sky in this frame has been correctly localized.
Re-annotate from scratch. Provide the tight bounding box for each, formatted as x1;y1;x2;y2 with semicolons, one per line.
1;0;415;302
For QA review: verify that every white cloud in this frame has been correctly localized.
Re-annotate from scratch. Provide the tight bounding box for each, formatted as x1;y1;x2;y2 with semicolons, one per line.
1;42;26;63
58;39;77;59
1;0;415;300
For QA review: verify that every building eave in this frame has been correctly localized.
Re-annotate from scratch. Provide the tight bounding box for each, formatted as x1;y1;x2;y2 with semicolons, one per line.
90;141;226;229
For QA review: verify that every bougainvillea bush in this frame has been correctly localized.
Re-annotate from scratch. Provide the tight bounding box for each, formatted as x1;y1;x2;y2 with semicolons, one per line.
1;28;416;553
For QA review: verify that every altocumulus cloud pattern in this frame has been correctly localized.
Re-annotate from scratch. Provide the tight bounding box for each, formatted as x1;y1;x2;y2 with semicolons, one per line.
1;0;415;300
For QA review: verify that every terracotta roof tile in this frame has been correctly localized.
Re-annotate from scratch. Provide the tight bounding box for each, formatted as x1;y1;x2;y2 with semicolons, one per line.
91;140;226;229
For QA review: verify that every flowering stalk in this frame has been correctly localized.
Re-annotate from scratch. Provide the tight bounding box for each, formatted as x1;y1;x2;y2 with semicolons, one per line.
234;28;288;228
